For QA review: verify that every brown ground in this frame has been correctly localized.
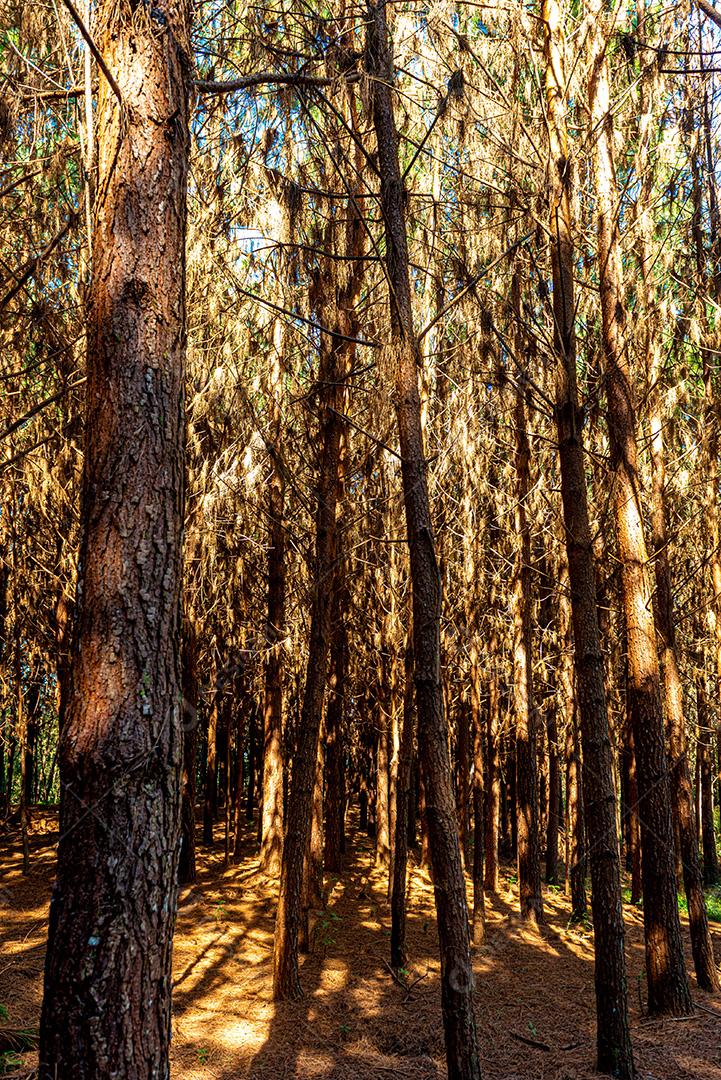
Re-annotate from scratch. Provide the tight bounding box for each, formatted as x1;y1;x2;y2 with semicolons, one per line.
1;816;720;1079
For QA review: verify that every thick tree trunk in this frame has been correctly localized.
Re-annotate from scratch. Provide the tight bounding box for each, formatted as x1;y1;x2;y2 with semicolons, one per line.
367;5;481;1075
544;2;634;1068
39;0;190;1071
588;9;692;1018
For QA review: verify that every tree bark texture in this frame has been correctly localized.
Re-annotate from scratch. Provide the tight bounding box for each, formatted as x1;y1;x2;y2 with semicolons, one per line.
39;1;191;1073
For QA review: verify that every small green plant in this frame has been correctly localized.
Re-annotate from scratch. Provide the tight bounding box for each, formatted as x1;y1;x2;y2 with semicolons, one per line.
195;1046;210;1065
315;908;342;947
213;901;227;922
0;1050;23;1075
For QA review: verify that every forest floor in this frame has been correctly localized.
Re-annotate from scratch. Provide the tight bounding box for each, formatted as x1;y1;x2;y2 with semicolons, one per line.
1;814;720;1080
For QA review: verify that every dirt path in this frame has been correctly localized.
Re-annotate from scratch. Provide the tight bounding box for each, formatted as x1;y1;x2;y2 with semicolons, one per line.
1;818;720;1079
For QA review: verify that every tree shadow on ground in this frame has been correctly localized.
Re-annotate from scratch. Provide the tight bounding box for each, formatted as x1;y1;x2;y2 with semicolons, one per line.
1;813;720;1079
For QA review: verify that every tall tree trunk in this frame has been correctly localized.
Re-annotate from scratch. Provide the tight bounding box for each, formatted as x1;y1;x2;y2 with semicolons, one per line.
366;6;481;1075
544;1;634;1068
39;0;190;1071
272;250;349;1001
588;8;692;1018
510;274;542;924
259;319;286;877
633;10;718;990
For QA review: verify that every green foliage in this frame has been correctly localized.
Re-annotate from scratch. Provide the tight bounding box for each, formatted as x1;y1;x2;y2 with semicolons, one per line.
314;908;342;948
624;886;721;923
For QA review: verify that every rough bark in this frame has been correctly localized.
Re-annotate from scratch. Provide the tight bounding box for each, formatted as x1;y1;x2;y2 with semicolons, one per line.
39;0;191;1071
544;1;634;1068
367;5;481;1075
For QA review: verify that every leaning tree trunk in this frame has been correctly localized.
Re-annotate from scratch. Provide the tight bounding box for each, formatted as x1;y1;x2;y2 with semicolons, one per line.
588;8;692;1018
543;0;634;1070
367;4;481;1076
39;1;191;1073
